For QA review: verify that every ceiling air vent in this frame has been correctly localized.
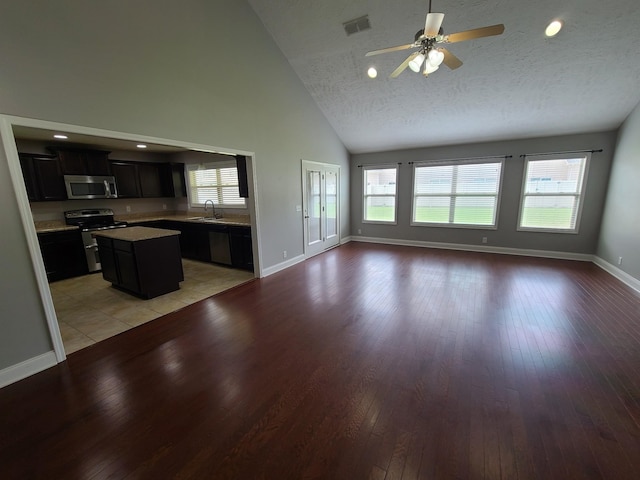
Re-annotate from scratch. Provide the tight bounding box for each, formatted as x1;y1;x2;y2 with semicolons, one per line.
343;15;370;36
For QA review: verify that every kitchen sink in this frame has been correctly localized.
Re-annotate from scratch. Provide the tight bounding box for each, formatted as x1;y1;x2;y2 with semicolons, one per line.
186;216;225;223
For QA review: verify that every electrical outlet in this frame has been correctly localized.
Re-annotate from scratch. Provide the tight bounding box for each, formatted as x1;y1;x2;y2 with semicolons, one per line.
126;205;131;213
162;204;167;210
283;250;287;259
618;256;623;265
358;229;362;235
482;236;488;244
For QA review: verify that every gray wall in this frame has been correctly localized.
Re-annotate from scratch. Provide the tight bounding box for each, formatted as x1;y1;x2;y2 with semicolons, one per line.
597;101;640;279
0;1;348;372
0;137;53;367
351;131;617;254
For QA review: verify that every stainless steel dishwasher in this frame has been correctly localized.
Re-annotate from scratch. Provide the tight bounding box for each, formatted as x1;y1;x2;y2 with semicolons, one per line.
209;229;232;265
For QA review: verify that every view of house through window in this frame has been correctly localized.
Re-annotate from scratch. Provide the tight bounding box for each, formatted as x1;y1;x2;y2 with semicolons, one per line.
363;165;398;223
186;162;246;208
412;160;503;228
518;154;589;232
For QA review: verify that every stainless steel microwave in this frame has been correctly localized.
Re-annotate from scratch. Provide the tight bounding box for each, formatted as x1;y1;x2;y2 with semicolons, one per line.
64;175;118;200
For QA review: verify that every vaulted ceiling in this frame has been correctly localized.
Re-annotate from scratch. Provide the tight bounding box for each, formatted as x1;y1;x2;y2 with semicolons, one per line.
248;0;640;153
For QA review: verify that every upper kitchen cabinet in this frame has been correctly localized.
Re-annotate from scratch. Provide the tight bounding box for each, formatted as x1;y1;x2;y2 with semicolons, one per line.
110;161;141;198
109;160;186;198
167;163;187;198
138;162;166;198
19;153;67;201
51;148;111;176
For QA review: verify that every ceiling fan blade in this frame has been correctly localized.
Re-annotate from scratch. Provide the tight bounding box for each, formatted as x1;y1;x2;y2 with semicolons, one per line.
440;48;463;70
424;12;445;37
444;24;505;43
365;43;414;57
390;52;419;78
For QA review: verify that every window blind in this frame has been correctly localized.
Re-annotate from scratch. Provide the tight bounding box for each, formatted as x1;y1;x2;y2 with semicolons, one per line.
412;160;503;227
519;156;588;232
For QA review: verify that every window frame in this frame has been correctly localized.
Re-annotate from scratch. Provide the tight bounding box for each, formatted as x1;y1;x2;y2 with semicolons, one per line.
410;158;505;230
185;160;246;209
517;153;590;234
362;164;399;225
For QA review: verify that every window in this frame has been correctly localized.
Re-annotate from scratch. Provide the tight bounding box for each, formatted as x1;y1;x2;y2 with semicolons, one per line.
363;165;398;223
412;159;503;228
186;161;246;208
518;154;589;232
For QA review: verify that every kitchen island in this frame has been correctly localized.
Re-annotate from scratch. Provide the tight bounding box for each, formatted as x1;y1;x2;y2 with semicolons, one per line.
94;226;183;299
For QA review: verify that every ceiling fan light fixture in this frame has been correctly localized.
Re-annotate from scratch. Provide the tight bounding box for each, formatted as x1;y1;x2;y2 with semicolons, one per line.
545;20;563;37
408;53;426;72
367;67;378;78
428;48;445;67
423;62;439;75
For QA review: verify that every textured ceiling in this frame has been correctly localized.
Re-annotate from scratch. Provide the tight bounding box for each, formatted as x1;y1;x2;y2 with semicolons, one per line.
248;0;640;153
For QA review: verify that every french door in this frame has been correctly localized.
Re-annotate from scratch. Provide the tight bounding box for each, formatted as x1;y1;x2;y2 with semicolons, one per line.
302;161;340;258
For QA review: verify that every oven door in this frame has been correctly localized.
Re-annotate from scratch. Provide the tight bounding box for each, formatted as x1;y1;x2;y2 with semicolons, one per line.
81;231;101;272
64;175;118;200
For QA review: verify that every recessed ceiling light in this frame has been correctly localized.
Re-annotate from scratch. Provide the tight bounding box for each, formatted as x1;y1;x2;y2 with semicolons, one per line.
136;144;147;149
367;67;378;79
545;20;563;37
53;134;68;140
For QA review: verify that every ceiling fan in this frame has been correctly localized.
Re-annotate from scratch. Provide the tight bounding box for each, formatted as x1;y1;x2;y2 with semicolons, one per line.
365;0;505;78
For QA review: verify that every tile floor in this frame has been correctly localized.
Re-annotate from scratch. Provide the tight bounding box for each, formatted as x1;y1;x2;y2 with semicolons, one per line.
50;259;255;354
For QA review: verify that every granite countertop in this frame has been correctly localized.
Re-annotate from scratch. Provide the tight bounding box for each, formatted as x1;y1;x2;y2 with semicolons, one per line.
34;220;78;233
34;212;251;233
92;226;181;242
117;212;251;227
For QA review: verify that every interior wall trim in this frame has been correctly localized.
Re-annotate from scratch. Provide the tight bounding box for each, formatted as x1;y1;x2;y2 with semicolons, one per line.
351;235;594;262
593;256;640;294
0;351;57;389
261;254;306;277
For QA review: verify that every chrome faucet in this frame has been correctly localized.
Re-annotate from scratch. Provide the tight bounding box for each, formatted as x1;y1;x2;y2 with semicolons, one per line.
204;199;219;219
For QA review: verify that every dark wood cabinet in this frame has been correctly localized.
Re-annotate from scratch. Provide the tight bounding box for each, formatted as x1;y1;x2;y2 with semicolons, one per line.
35;157;67;200
138;163;165;198
230;226;253;271
53;148;111;176
167;163;187;197
20;154;67;201
19;154;39;201
178;223;211;262
127;219;252;271
110;161;141;198
37;229;88;282
95;229;183;299
109;160;185;198
236;155;249;198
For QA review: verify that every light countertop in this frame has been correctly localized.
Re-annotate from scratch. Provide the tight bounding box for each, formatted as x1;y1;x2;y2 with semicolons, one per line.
93;226;181;242
34;212;251;233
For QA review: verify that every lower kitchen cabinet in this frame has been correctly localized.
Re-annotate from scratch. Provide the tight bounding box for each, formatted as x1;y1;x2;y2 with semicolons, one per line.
128;220;253;271
38;229;88;282
95;227;184;299
229;226;253;271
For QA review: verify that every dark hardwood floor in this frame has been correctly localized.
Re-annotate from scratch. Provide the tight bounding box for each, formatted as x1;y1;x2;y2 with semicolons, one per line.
1;242;639;479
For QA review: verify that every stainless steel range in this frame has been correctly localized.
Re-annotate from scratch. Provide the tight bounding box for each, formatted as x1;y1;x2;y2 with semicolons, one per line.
64;208;128;272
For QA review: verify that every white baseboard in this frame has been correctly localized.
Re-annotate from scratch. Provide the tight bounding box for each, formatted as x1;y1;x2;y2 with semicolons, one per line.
593;257;640;294
351;236;594;262
261;254;306;277
340;236;352;244
0;351;57;388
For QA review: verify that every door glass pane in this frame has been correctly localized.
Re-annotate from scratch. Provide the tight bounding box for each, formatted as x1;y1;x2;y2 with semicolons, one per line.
307;170;321;245
326;170;337;238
